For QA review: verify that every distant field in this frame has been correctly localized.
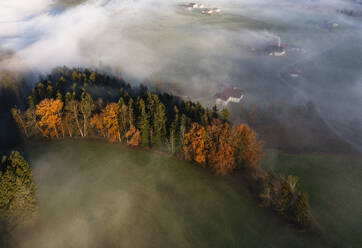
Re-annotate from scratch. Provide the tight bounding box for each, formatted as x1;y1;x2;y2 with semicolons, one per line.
263;150;362;248
22;140;326;248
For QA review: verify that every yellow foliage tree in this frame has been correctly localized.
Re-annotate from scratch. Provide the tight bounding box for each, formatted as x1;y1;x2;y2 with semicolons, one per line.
125;125;141;147
184;123;207;165
102;103;121;142
35;98;63;138
206;122;236;175
90;113;105;138
233;124;264;168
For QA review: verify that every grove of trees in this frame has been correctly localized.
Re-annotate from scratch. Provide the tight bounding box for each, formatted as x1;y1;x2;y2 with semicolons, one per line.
11;67;312;229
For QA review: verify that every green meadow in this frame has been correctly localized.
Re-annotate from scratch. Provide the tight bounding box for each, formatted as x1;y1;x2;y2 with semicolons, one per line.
263;151;362;248
17;140;344;248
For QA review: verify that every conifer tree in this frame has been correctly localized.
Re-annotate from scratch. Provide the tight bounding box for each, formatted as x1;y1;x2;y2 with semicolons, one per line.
128;98;135;127
56;91;62;101
212;105;218;119
153;101;167;148
146;92;156;146
179;114;188;155
119;101;129;139
137;99;150;147
170;106;179;154
0;151;37;232
37;82;46;101
221;108;230;123
201;111;209;127
46;84;53;98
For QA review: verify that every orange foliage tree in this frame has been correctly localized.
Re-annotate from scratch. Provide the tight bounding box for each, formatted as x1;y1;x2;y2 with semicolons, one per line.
125;125;141;147
184;123;207;165
102;103;121;142
206;121;236;175
233;124;264;168
35;98;63;138
90;113;105;138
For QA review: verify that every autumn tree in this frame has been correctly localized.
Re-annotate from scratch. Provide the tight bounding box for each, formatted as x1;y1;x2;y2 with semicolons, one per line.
65;99;83;137
35;98;63;138
125;125;140;147
184;123;207;164
102;103;121;142
206;121;236;175
79;93;95;137
233;124;263;168
90;113;105;138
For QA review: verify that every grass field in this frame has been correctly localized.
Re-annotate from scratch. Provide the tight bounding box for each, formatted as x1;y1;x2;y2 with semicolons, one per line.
19;140;330;248
263;150;362;248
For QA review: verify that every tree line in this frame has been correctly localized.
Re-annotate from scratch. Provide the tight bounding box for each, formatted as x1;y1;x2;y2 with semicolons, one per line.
12;92;261;173
11;68;312;229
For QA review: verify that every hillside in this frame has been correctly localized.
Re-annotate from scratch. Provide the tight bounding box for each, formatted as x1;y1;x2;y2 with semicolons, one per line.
263;151;362;247
19;140;325;248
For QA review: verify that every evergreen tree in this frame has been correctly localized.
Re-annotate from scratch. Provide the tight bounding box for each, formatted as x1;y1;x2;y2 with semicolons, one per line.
146;92;156;146
221;109;230;123
179;114;188;156
0;151;37;232
170;106;179;154
28;96;35;110
119;101;129;139
46;84;53;98
137;99;150;147
212;105;219;119
201;111;209;127
56;91;62;101
37;82;46;100
153;101;167;148
128;98;135;127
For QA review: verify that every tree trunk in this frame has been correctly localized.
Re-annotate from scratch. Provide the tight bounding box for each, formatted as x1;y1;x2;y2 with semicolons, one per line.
74;106;84;137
